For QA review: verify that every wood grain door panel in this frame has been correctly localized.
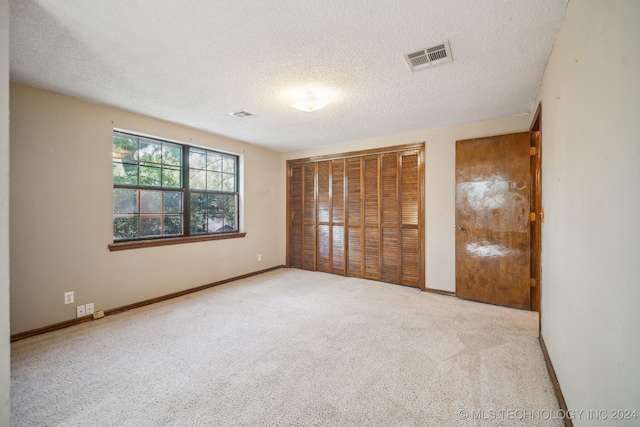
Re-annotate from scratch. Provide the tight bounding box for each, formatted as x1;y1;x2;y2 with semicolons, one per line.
316;224;331;272
399;151;421;287
364;227;380;280
346;158;363;277
331;160;346;274
455;133;531;309
289;165;303;269
302;163;316;271
316;161;331;273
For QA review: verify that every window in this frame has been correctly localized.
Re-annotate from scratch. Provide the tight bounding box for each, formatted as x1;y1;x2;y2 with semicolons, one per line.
111;131;240;245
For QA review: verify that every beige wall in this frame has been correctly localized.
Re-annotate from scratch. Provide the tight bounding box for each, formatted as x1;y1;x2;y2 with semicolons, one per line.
282;114;531;292
536;0;640;417
1;0;10;423
9;83;286;334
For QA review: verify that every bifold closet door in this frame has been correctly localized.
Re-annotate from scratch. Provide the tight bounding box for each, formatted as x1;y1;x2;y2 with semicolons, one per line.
288;162;317;271
289;164;303;269
366;150;422;287
346;158;363;277
381;153;400;283
331;159;346;275
302;162;316;271
363;155;381;281
399;151;421;287
287;144;424;289
317;159;346;274
316;161;331;273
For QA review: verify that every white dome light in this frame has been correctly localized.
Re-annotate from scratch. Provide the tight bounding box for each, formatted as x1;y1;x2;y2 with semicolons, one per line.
288;87;337;112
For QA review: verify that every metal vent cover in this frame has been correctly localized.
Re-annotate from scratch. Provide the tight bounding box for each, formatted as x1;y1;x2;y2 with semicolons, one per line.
230;110;256;119
405;41;452;72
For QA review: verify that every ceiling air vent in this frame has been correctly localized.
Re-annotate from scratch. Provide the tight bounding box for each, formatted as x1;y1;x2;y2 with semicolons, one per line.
230;110;256;119
405;40;452;72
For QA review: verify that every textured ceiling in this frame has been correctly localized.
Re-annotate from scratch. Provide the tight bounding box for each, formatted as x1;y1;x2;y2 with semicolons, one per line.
10;0;567;152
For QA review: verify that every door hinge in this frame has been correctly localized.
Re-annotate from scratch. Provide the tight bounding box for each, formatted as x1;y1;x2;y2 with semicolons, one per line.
530;147;537;156
530;212;536;222
530;278;536;288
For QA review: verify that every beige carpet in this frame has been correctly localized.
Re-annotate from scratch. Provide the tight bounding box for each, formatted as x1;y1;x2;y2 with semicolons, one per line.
11;269;561;426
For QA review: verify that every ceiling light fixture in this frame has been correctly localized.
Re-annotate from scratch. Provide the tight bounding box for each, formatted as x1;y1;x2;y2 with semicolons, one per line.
288;87;336;112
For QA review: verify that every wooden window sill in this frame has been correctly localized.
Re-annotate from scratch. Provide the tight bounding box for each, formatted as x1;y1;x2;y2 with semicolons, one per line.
108;232;247;251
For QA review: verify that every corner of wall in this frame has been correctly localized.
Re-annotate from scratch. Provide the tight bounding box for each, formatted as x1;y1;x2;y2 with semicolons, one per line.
1;0;12;423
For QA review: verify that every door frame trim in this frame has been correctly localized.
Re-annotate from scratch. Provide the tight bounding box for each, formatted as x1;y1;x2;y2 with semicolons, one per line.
530;102;542;313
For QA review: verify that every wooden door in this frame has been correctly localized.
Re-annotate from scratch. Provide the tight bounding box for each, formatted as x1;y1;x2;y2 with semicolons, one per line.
455;132;531;309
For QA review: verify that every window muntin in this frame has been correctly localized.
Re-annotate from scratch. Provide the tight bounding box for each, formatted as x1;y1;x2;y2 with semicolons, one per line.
188;148;237;192
112;132;182;188
112;131;239;242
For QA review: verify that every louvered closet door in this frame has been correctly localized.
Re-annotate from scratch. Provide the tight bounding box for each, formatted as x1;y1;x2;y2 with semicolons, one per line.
346;158;363;277
363;155;381;281
287;143;424;289
302;162;316;271
380;153;400;283
399;151;421;287
331;159;346;274
290;164;303;269
316;160;346;274
316;161;331;273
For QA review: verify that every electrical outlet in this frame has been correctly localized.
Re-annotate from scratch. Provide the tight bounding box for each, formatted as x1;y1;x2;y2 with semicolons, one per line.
86;303;94;316
258;254;262;262
76;305;86;318
64;291;74;305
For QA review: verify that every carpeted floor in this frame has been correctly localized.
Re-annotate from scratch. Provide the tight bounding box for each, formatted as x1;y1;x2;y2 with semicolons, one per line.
11;269;561;426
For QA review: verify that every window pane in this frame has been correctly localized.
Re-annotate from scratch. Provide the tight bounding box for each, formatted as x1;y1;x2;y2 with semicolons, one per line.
114;215;138;240
207;153;222;172
163;144;181;166
140;190;162;213
164;215;182;235
164;191;182;213
222;174;235;192
223;156;236;173
139;139;162;164
190;213;207;234
113;161;138;185
113;134;138;161
224;212;237;231
139;165;162;186
207;172;222;191
209;213;225;232
190;193;207;213
208;194;223;212
189;150;207;170
113;188;138;213
190;169;206;190
162;167;181;188
224;195;237;230
140;215;162;237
